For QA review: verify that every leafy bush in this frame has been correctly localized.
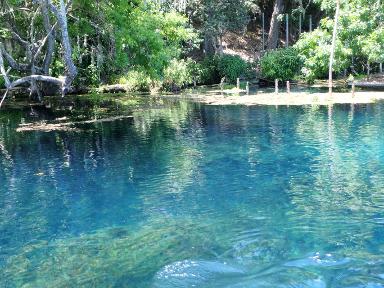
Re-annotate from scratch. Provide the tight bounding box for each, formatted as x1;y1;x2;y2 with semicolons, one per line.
217;54;248;83
186;60;204;85
111;6;198;80
294;27;351;82
244;61;258;79
75;64;100;88
260;48;302;81
118;70;152;92
199;56;220;85
197;55;253;85
163;59;194;91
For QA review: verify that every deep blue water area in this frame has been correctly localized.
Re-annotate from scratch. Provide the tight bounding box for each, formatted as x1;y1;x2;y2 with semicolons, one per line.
1;98;384;287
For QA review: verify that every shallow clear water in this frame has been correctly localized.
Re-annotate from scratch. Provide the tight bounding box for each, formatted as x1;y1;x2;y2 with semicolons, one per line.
1;97;384;287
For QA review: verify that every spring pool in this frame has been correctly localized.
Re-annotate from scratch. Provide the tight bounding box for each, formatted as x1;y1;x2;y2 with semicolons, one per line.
1;98;384;287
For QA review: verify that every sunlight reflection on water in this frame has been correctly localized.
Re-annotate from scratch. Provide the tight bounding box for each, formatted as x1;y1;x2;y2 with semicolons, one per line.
1;97;384;287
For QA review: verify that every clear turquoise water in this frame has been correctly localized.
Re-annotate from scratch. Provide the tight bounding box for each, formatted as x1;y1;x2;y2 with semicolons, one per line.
1;98;384;287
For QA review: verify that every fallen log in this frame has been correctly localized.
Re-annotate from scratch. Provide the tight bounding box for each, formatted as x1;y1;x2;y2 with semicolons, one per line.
16;115;134;132
100;84;129;94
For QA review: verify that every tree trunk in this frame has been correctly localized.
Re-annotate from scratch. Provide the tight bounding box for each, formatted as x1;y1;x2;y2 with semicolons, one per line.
49;0;77;91
204;33;216;56
267;0;284;50
41;0;55;75
0;47;11;88
0;0;77;106
217;35;224;55
328;0;340;95
203;3;215;56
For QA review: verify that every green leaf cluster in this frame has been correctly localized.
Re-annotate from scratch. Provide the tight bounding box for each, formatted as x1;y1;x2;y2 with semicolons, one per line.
295;0;384;80
217;54;249;83
260;48;303;81
107;2;198;79
163;58;194;91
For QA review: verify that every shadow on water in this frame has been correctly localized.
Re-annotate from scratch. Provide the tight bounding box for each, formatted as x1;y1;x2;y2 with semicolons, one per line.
1;94;384;287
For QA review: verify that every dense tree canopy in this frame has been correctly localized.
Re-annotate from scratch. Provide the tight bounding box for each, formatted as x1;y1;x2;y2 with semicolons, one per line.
294;0;384;81
0;0;383;98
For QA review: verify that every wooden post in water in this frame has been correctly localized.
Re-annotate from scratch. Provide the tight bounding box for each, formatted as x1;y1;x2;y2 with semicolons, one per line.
275;79;279;95
220;77;225;91
351;77;355;98
237;78;240;90
309;15;313;32
286;81;290;94
246;82;249;95
286;14;289;47
262;12;265;51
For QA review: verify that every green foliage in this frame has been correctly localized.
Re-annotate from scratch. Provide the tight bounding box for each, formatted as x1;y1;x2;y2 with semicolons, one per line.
294;26;351;82
199;56;221;85
361;27;384;63
260;48;303;81
0;76;5;89
65;0;198;87
186;60;204;84
74;64;100;88
118;70;152;92
217;55;248;83
184;0;251;50
163;59;194;91
108;2;198;79
244;61;258;80
193;55;253;85
51;58;65;78
295;0;384;80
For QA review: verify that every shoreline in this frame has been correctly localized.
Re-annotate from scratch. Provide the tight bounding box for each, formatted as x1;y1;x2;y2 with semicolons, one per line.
3;88;384;109
186;91;384;106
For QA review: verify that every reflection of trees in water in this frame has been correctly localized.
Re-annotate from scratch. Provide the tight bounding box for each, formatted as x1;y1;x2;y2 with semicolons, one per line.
3;102;384;286
288;104;384;255
0;100;205;251
0;100;231;287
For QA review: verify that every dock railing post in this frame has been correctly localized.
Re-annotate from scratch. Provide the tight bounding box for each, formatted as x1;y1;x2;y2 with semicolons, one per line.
237;78;240;90
352;77;355;98
275;79;279;95
286;81;290;95
246;82;249;95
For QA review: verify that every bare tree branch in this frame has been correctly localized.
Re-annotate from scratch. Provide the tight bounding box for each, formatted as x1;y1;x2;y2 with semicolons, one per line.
41;0;55;74
0;43;43;73
35;22;58;61
0;48;11;88
0;0;77;107
9;30;29;48
0;89;9;108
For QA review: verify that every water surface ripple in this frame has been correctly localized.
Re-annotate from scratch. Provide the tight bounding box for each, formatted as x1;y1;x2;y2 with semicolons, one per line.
1;100;384;287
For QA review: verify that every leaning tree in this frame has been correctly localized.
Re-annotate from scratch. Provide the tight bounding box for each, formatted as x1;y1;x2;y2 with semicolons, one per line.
0;0;77;106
